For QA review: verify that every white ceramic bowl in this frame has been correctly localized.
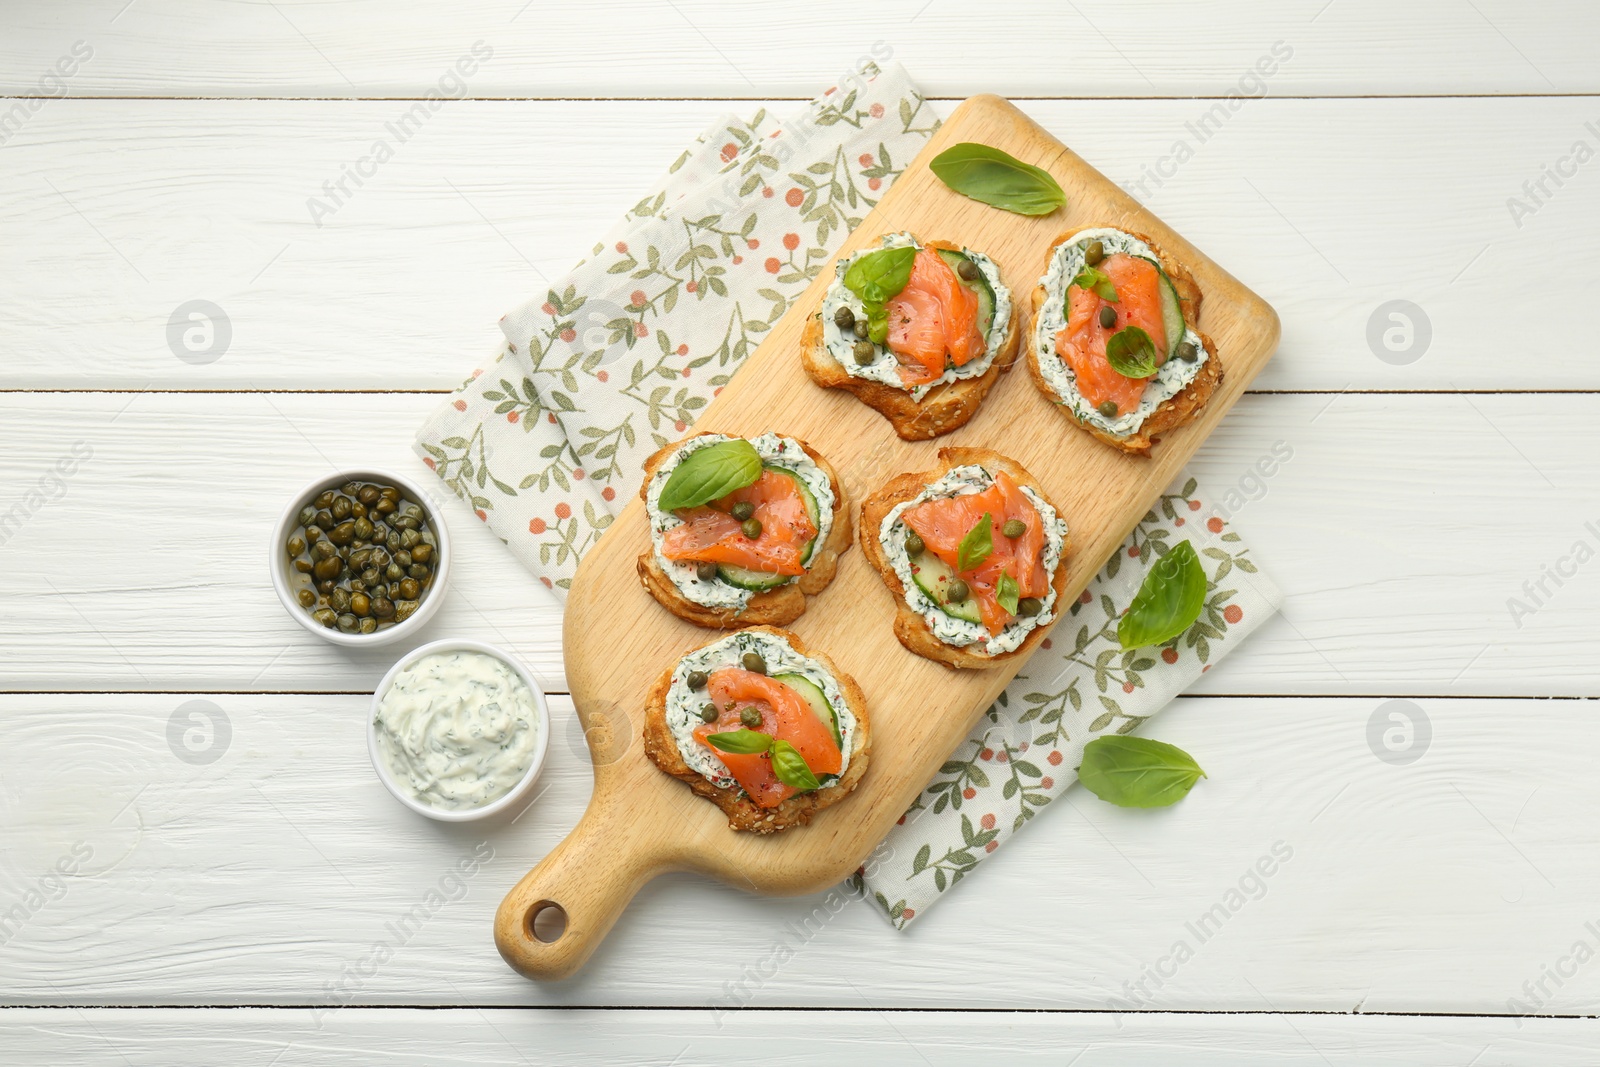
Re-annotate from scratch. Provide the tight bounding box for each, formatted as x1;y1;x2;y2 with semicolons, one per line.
269;467;451;647
367;639;552;823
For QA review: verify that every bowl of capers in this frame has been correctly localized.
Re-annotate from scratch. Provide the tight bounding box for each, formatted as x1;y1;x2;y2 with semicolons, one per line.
270;469;451;646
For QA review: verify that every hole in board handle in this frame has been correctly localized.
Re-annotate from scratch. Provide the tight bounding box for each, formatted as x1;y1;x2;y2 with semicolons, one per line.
529;901;567;943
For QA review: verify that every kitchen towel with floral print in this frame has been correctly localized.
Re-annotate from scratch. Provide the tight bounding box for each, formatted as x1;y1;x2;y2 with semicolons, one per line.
413;61;1283;930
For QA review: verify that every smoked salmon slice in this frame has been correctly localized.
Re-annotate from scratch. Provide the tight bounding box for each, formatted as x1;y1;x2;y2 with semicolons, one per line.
1055;253;1167;417
902;470;1048;635
660;469;817;576
885;248;985;387
694;668;842;808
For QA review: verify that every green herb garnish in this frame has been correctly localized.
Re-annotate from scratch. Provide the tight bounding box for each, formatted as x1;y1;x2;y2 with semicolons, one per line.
1104;325;1159;379
1078;735;1206;808
995;572;1020;616
956;512;994;573
657;439;763;512
1070;264;1118;303
1117;540;1207;649
703;728;774;755
929;142;1066;216
769;739;821;791
844;246;916;304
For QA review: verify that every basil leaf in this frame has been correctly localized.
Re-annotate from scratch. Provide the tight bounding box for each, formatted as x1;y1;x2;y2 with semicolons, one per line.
1117;540;1207;649
1104;326;1159;379
657;439;763;512
1078;735;1206;809
995;572;1019;616
865;301;890;345
929;142;1066;216
956;512;993;573
844;246;916;304
704;728;774;755
769;739;821;792
1070;265;1118;303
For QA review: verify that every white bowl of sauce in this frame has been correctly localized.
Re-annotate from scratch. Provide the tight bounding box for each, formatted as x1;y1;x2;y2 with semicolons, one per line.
368;639;551;822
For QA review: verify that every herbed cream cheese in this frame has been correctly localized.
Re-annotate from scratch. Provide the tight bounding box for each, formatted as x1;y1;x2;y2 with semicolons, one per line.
879;465;1068;657
1032;227;1208;437
645;432;836;611
373;649;539;811
663;630;856;793
820;232;1012;401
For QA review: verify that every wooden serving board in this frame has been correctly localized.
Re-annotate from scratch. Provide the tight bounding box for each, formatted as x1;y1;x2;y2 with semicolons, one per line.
495;95;1280;980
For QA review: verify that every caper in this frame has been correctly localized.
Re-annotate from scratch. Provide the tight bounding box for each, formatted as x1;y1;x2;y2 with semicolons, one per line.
315;579;335;594
905;531;925;556
349;579;365;593
699;704;718;724
349;549;372;570
740;518;762;539
336;613;359;633
695;561;718;581
330;495;352;521
399;529;420;548
315;509;334;529
386;563;404;581
297;506;317;527
1098;305;1117;329
833;306;856;330
739;706;762;728
343;480;362;495
372;597;395;620
386;531;403;551
329;587;352;612
351;501;367;520
393;515;417;531
312;556;342;581
410;543;432;564
286;536;306;557
358;616;378;634
1097;400;1118;418
947;578;970;604
1176;340;1199;362
853;318;870;340
327;520;355;545
353;517;373;541
730;502;755;522
741;652;766;674
358;485;380;506
314;490;336;510
957;258;979;281
1002;519;1027;539
312;608;337;628
1084;239;1105;266
408;564;430;580
853;339;876;365
310;540;335;561
686;670;709;690
303;525;323;542
293;559;313;574
397;578;420;600
1018;596;1043;617
392;600;418;624
296;588;316;608
350;592;371;617
379;485;399;501
375;498;397;515
393;550;411;568
369;582;389;600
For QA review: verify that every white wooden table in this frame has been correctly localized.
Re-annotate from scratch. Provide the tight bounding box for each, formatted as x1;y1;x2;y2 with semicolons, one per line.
4;2;1599;1061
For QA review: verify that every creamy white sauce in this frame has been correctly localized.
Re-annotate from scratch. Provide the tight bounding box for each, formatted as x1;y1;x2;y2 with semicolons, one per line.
645;433;835;611
373;650;539;811
879;465;1068;657
819;231;1012;401
1032;227;1208;437
664;630;855;793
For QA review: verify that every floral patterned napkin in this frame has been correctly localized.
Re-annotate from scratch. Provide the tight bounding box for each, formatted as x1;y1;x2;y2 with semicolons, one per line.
414;63;1282;929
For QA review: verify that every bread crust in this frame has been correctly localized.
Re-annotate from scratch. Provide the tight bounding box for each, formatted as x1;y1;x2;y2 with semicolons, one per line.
800;238;1020;441
636;433;852;629
1024;228;1224;457
642;625;872;833
858;447;1072;670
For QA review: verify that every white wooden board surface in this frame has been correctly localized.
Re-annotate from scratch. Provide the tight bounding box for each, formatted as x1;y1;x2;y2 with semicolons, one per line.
4;0;1599;1059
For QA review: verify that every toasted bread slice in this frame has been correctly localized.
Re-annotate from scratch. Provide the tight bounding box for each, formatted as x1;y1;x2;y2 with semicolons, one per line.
801;238;1020;441
859;447;1072;670
642;625;871;833
1025;228;1223;457
636;433;851;629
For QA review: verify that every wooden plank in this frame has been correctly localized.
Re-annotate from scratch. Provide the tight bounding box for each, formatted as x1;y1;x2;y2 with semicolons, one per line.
3;1008;1599;1065
502;94;1279;979
1;0;1593;98
0;96;1592;391
5;693;1600;1014
0;389;1593;697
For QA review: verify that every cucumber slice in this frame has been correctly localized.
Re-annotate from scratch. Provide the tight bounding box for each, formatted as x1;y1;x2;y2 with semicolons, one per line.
909;548;981;623
936;248;996;340
1137;255;1188;359
712;462;822;589
773;672;842;750
766;465;821;566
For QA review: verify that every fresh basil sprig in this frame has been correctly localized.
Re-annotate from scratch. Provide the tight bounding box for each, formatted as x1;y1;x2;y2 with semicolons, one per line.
704;728;774;754
1104;326;1159;379
1078;735;1206;808
1117;540;1207;649
704;729;822;792
1070;264;1118;303
844;246;916;304
769;739;821;791
995;572;1020;615
865;302;890;346
657;439;763;512
929;142;1066;216
956;512;994;573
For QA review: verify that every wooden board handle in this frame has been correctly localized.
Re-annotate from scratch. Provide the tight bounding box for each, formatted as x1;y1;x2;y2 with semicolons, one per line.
494;792;675;981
